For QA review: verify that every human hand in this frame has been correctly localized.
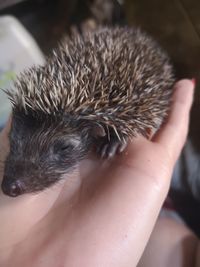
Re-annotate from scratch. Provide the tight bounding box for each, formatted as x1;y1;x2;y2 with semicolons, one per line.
0;79;194;267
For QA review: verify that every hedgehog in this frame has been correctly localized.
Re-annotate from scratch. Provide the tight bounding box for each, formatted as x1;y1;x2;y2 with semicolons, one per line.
1;27;175;197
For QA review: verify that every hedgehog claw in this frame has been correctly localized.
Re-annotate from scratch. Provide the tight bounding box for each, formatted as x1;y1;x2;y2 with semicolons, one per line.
98;140;127;159
101;144;109;158
118;142;127;153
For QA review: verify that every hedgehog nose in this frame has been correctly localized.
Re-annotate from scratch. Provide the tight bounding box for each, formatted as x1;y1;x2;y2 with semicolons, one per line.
1;178;25;197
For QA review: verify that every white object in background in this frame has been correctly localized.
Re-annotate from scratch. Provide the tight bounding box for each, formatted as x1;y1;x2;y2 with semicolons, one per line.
0;15;45;128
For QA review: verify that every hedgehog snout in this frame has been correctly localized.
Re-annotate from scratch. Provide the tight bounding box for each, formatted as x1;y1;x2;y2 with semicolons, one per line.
1;177;25;197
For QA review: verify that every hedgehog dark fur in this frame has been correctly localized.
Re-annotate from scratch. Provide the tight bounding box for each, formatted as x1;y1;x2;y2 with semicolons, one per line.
2;27;175;197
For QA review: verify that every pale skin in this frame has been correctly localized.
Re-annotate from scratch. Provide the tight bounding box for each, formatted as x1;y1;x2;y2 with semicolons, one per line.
0;79;198;267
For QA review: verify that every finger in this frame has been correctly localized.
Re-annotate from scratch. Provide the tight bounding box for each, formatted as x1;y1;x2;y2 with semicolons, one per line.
153;79;194;161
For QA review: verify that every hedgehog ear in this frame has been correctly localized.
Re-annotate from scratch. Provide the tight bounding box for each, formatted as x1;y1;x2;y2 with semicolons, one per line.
92;123;106;137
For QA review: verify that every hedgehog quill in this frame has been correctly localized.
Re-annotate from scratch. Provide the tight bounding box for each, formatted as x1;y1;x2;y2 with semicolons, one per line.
1;27;174;197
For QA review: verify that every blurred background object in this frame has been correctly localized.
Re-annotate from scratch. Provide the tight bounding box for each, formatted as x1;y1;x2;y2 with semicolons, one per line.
0;0;198;82
125;0;200;80
0;15;44;128
0;0;29;10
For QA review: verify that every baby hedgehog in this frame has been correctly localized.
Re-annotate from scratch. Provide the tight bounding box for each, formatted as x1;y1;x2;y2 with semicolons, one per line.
1;27;174;197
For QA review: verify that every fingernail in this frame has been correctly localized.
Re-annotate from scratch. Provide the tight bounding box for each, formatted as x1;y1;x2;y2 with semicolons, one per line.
191;78;196;86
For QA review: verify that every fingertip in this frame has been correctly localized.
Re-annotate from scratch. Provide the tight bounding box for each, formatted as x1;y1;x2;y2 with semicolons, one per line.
174;79;194;88
191;78;196;86
172;79;195;104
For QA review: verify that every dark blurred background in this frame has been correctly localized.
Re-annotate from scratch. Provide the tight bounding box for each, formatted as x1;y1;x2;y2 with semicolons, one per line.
0;0;200;235
1;0;199;79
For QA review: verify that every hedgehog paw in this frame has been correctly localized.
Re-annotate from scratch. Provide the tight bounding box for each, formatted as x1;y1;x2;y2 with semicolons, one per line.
98;140;127;159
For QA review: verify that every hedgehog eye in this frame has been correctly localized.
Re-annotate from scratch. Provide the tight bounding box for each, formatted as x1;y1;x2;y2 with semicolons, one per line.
60;145;72;151
54;141;74;153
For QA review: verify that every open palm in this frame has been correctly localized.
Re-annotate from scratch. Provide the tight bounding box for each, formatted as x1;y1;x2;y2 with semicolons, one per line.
0;79;194;267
